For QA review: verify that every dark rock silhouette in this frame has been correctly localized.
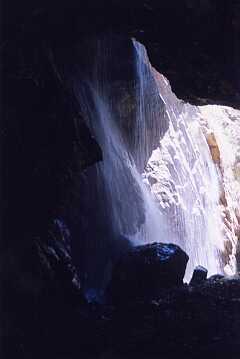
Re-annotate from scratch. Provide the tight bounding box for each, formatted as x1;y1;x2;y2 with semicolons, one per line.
190;265;208;286
108;242;189;303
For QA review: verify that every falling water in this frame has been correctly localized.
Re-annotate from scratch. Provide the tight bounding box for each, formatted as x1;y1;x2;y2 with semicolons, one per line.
79;83;166;244
64;36;236;291
67;37;169;292
134;40;226;279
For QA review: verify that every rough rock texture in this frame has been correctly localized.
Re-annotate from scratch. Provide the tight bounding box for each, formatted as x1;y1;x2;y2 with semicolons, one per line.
206;132;221;164
0;219;86;359
108;243;189;303
2;274;240;359
190;265;208;286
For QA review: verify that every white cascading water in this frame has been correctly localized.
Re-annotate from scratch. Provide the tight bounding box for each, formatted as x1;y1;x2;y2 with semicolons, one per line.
67;37;170;293
134;40;227;279
198;105;240;274
69;37;238;290
76;40;168;248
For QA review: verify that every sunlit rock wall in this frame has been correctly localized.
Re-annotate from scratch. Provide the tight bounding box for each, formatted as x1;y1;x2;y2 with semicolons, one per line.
199;105;240;273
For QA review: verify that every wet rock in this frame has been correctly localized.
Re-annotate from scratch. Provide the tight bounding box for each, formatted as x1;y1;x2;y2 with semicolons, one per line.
108;242;188;303
33;219;85;302
207;274;225;284
190;265;208;286
206;132;220;164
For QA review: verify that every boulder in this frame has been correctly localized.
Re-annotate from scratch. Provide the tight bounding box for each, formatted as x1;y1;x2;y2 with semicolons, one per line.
189;265;208;286
207;274;225;283
108;242;188;303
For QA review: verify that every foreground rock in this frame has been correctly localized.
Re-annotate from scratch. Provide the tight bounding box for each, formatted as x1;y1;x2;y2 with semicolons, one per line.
190;265;208;286
2;256;240;359
108;242;189;303
108;277;240;359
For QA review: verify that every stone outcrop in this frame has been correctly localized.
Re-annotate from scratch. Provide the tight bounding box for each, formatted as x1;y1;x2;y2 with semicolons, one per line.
206;132;221;165
190;265;208;286
108;242;189;303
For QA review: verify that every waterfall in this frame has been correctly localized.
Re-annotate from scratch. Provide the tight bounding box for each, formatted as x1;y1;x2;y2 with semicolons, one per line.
64;36;236;293
134;40;227;279
69;37;169;294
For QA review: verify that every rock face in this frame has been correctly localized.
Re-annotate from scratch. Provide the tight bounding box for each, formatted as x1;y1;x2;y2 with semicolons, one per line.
108;243;189;303
206;132;221;165
3;1;240;108
35;219;83;297
190;265;208;286
1;31;102;246
0;26;102;318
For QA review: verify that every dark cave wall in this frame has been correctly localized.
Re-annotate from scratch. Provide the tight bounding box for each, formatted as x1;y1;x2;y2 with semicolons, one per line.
0;29;103;359
0;26;102;315
2;0;240;107
1;29;102;249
